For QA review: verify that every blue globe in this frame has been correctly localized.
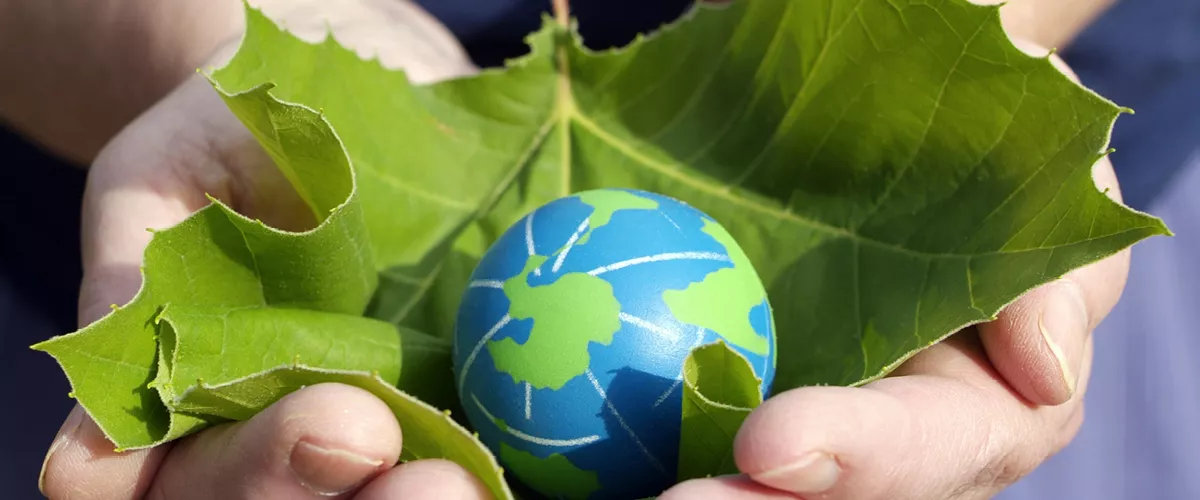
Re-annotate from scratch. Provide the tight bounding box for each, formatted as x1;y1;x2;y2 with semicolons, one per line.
453;188;776;499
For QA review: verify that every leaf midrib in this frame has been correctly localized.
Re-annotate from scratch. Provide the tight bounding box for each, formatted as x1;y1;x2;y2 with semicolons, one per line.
547;82;1157;264
535;4;1139;264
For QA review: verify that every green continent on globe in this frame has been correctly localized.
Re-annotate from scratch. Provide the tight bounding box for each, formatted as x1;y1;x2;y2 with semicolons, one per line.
499;442;600;500
488;256;621;390
664;219;771;356
574;190;658;245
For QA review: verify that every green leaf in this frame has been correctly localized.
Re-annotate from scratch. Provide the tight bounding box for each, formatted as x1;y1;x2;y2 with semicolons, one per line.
562;0;1171;389
32;82;378;448
27;71;470;455
208;0;1168;392
676;341;764;482
207;6;562;342
151;305;404;405
172;364;511;499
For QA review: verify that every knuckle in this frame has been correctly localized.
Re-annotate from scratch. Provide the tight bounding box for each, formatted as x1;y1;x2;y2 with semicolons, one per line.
1053;403;1086;452
959;412;1047;496
980;447;1042;491
146;477;172;500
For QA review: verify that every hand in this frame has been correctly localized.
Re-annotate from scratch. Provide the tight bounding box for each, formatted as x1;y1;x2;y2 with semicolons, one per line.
37;1;489;498
661;45;1127;500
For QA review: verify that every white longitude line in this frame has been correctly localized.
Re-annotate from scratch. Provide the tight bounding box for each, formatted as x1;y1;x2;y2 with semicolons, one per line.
586;370;666;474
525;212;536;255
762;302;772;376
524;382;532;420
468;279;504;289
619;312;681;342
587;251;730;276
551;219;590;273
527;213;542;276
653;327;707;408
660;212;682;230
471;394;599;447
457;314;512;392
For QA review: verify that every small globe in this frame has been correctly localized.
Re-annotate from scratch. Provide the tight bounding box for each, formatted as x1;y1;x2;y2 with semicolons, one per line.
453;188;776;499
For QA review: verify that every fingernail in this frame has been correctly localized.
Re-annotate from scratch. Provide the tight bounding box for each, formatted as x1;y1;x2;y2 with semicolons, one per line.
290;440;385;496
40;405;85;494
750;451;840;494
1038;281;1088;400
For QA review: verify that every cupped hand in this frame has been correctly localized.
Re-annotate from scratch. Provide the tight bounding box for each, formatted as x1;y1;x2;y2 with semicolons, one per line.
661;45;1128;500
38;1;489;498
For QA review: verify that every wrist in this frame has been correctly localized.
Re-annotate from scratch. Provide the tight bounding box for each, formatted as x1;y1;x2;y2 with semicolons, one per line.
0;0;470;165
0;0;247;164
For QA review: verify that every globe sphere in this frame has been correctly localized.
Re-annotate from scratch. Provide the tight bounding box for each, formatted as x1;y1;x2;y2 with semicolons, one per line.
453;188;776;499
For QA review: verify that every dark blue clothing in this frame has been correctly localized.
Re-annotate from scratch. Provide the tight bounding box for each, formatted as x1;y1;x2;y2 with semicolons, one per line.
2;0;1195;498
1063;0;1200;211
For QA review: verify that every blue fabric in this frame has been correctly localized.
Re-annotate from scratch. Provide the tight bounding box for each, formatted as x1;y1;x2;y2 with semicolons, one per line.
997;147;1200;500
1062;0;1200;211
414;0;693;67
995;1;1200;497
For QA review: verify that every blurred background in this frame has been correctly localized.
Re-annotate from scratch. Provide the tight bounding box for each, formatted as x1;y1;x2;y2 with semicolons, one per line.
1;0;1196;498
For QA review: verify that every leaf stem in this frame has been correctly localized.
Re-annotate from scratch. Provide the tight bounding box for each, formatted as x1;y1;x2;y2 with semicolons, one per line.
552;0;574;195
552;0;570;28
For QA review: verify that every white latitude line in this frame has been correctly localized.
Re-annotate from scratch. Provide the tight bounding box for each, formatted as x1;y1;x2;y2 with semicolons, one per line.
457;314;512;392
524;382;532;420
653;327;707;408
619;312;681;342
471;394;599;447
586;370;666;474
468;279;504;289
587;251;730;276
551;219;590;273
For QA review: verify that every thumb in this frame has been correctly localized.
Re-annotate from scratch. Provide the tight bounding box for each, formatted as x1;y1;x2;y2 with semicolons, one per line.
148;383;402;499
76;74;261;326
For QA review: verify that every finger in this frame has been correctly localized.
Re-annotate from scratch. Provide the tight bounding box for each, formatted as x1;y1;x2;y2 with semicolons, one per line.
39;405;168;500
976;238;1126;405
970;37;1128;405
735;333;1083;500
149;383;401;499
351;459;491;500
660;475;799;500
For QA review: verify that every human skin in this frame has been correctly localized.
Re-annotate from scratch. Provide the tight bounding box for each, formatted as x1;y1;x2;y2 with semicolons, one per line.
1;0;1128;498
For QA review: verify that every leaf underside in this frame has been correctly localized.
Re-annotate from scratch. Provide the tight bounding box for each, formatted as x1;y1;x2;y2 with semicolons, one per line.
677;341;764;482
34;0;1169;495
